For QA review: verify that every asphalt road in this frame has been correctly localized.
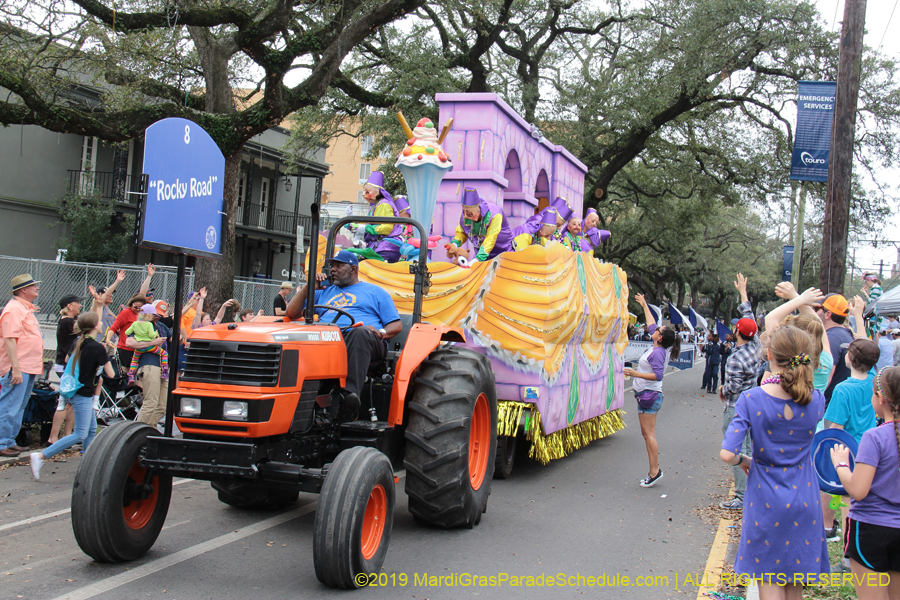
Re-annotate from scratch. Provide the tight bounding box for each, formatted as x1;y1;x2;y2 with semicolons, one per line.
1;363;733;600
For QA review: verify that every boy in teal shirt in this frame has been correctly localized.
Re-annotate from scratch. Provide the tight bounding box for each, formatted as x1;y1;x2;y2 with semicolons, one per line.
824;339;880;442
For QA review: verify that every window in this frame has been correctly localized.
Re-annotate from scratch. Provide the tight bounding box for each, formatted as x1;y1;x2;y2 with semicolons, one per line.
260;177;271;209
358;163;371;185
79;136;99;193
361;135;374;158
379;144;392;159
237;172;246;206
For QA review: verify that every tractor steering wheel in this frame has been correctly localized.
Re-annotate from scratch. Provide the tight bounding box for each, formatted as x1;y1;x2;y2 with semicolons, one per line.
314;304;358;327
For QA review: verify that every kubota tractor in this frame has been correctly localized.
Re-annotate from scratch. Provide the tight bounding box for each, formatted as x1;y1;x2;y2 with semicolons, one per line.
70;209;498;588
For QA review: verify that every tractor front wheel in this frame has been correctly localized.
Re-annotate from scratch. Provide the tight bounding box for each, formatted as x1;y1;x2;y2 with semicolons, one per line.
313;447;395;589
71;421;172;562
404;347;498;528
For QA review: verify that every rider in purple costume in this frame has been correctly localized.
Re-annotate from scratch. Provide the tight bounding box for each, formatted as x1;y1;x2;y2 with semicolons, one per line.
451;188;513;261
361;171;403;263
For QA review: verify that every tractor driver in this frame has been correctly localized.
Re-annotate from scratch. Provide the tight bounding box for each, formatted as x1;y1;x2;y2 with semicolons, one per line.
286;250;402;415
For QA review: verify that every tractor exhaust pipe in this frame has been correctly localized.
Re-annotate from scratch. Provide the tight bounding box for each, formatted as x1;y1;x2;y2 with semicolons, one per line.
305;203;320;325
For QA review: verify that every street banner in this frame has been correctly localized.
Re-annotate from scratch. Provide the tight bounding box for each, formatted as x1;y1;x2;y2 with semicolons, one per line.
790;81;836;182
625;341;695;370
782;245;794;282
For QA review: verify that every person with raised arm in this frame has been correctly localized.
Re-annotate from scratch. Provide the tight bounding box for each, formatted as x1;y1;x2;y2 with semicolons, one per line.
624;293;681;488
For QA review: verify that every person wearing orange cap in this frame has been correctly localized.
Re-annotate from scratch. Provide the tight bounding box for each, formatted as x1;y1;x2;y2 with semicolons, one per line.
815;293;854;402
717;273;761;510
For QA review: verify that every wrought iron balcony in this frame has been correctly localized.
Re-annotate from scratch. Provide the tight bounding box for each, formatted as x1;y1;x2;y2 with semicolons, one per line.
67;170;146;205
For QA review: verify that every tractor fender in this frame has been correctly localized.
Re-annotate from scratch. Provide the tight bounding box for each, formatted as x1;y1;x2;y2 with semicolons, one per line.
388;324;466;426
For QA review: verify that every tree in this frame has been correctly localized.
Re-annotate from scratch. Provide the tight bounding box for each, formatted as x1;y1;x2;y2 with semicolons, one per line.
0;0;427;301
53;191;135;263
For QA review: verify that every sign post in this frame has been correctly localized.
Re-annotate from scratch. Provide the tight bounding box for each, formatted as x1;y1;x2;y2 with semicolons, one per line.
137;117;225;437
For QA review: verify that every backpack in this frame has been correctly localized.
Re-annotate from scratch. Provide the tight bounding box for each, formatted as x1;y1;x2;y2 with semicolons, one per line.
59;356;81;399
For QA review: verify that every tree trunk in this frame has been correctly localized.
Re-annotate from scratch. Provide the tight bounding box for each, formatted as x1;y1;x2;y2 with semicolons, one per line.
190;27;240;308
195;150;241;309
725;296;734;322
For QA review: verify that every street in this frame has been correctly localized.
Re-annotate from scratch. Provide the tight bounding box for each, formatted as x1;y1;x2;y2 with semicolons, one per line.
0;365;732;600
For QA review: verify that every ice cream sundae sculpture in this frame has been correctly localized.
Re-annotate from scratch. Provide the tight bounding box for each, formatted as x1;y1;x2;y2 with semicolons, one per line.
394;113;453;250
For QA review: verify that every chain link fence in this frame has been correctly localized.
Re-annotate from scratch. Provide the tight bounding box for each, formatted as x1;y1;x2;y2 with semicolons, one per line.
0;256;300;328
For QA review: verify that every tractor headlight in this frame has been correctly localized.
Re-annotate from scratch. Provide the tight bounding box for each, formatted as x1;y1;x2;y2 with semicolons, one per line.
223;401;249;421
180;397;202;415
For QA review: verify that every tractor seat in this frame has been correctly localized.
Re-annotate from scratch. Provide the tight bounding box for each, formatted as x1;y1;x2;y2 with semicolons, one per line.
386;313;417;361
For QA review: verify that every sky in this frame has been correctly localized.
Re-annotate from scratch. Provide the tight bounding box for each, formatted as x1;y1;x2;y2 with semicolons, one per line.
812;0;900;282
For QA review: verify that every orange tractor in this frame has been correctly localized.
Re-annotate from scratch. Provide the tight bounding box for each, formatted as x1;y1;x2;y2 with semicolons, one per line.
70;208;499;588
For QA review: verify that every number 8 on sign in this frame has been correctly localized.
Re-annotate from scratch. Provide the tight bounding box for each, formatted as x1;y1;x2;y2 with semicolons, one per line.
184;125;191;144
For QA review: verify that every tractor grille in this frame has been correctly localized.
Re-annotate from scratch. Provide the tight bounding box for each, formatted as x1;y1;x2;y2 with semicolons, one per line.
181;341;282;387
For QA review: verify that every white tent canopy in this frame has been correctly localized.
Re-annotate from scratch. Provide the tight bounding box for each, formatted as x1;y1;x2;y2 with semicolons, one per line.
867;285;900;316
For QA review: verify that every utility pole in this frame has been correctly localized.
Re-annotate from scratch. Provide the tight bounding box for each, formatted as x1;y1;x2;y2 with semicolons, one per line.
791;182;808;289
820;0;867;294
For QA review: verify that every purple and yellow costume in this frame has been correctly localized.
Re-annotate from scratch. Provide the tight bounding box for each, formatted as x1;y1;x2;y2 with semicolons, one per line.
452;188;513;261
362;171;404;263
513;208;558;251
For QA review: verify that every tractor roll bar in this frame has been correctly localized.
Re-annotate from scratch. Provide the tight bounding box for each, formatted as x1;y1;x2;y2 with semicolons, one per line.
324;214;429;325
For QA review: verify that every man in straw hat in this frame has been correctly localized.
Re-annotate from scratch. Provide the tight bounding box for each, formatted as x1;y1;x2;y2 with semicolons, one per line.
447;188;513;263
0;274;44;456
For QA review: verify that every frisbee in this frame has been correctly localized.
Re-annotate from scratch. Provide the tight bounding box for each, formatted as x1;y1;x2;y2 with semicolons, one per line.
813;428;859;495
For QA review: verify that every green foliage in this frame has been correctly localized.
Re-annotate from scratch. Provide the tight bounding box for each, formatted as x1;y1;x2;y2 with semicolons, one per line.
52;190;135;263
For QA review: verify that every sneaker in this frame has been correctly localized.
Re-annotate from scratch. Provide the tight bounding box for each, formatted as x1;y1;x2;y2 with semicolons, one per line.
825;525;841;542
719;497;744;510
30;453;43;480
639;470;663;487
831;558;851;573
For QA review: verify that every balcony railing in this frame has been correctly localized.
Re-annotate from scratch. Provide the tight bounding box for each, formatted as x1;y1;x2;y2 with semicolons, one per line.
67;170;145;205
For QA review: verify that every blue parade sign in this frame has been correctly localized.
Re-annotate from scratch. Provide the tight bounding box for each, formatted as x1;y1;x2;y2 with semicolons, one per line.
782;245;794;282
790;81;837;182
139;118;225;258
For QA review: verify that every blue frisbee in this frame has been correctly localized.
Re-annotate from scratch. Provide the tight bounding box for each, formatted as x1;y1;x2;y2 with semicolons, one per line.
813;428;859;495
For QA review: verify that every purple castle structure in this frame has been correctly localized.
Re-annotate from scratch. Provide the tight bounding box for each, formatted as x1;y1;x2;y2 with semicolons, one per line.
431;93;588;259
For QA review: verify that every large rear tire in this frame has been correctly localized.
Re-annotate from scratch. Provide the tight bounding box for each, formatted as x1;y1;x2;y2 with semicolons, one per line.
211;480;299;510
404;347;497;528
71;421;172;562
314;447;395;589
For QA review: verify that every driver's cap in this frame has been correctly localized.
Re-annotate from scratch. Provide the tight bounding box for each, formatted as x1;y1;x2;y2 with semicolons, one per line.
326;250;359;267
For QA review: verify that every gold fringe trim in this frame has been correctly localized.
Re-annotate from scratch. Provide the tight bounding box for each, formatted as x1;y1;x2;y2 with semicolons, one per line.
497;400;527;437
526;409;626;465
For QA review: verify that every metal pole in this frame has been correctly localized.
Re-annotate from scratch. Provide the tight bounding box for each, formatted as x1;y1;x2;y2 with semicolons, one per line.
164;253;186;437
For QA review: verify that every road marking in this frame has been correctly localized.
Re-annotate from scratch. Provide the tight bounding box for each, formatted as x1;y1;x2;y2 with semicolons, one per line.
49;502;319;600
0;479;194;533
696;516;733;600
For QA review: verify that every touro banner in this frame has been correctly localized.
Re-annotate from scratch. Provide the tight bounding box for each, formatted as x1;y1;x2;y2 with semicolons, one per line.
789;81;837;182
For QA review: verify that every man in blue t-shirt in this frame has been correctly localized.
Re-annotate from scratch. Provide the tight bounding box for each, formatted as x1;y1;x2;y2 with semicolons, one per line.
287;251;402;410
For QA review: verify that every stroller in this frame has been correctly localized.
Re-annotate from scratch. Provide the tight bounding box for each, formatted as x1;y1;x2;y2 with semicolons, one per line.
15;381;59;447
96;354;143;426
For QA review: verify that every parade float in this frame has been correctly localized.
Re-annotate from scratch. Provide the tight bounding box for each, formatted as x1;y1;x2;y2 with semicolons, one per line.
323;94;628;468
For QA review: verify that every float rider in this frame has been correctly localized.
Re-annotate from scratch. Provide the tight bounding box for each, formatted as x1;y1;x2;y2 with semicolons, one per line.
512;208;558;251
361;171;404;263
447;188;514;263
549;197;573;242
580;207;611;254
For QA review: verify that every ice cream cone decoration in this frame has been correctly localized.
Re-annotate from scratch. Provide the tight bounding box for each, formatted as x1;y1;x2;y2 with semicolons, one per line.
395;116;453;239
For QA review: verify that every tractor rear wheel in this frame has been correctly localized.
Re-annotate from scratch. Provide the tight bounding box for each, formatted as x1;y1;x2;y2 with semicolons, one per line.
71;421;172;562
493;434;517;479
313;447;395;589
404;347;497;528
212;480;299;510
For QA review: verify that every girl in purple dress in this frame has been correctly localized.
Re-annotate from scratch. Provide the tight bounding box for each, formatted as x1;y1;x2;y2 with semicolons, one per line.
721;325;829;599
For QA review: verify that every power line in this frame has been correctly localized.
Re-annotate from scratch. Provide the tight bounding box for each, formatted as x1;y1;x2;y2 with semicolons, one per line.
832;0;842;31
877;0;899;53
